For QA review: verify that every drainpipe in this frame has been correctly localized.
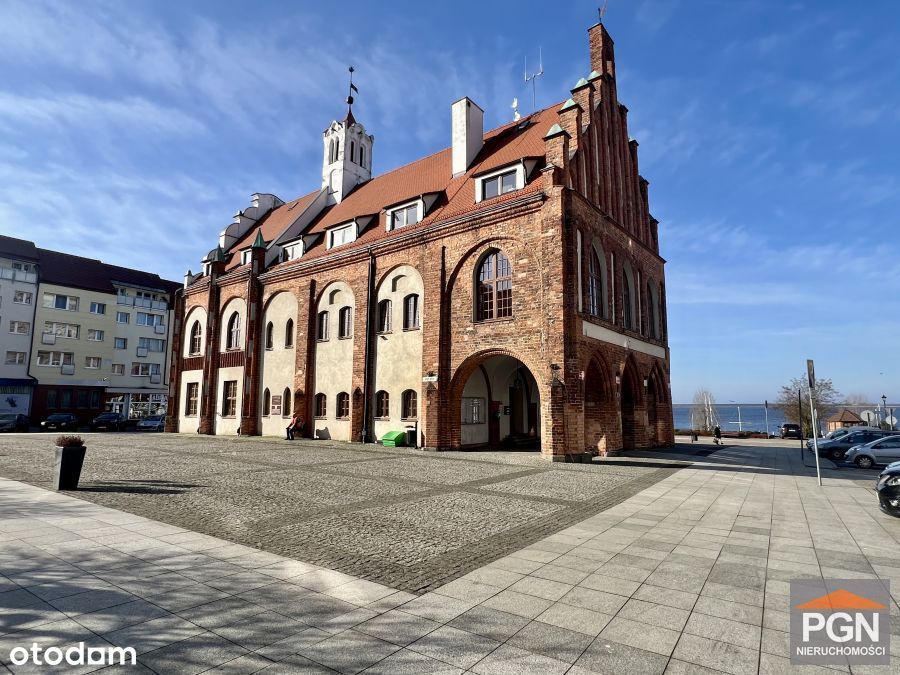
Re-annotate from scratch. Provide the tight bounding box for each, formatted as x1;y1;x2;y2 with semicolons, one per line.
359;249;376;443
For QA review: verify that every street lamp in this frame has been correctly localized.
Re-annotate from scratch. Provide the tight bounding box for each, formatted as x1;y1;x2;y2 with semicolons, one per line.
883;394;889;428
729;400;743;432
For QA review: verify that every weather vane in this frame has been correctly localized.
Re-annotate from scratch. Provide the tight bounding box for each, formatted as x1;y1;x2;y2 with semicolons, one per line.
599;0;608;22
346;66;359;112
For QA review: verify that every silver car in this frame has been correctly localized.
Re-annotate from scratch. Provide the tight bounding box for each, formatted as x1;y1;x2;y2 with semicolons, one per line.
845;434;900;469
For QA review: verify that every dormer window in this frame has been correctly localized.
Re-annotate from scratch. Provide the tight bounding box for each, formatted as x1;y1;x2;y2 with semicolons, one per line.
328;223;356;249
388;202;421;231
240;250;252;265
483;169;517;199
281;242;302;262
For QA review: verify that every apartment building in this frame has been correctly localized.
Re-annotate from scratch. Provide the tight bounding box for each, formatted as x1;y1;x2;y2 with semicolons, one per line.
0;236;179;425
0;237;39;415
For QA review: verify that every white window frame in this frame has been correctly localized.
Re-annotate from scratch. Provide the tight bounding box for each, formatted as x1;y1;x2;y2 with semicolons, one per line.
36;351;74;367
476;164;525;203
116;311;129;324
241;249;252;265
5;351;26;365
462;397;486;424
9;320;31;335
281;241;303;262
114;337;128;350
87;329;105;342
89;302;106;315
84;356;101;369
111;363;125;375
327;222;357;249
42;293;78;311
13;290;33;305
138;337;165;352
386;200;423;231
136;312;164;327
43;321;78;339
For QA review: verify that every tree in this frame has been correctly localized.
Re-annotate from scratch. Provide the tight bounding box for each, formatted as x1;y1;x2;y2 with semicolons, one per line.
691;388;718;432
773;377;841;437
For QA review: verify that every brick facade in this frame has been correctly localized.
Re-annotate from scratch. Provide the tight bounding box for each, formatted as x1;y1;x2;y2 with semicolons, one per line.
165;22;674;459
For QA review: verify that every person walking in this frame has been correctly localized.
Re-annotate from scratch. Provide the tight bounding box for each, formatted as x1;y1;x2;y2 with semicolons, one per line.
713;424;721;445
286;414;302;440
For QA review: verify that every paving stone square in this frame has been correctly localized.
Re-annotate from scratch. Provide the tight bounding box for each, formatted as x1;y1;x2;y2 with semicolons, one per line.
0;434;674;593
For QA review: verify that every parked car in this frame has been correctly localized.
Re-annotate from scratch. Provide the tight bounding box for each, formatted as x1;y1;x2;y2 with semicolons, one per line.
0;413;29;432
40;413;78;431
780;423;802;439
876;464;900;517
812;429;900;462
808;426;881;448
136;415;165;432
844;435;900;469
91;412;125;431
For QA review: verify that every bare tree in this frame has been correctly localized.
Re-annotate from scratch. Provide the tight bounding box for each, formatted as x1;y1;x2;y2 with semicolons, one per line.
773;377;841;437
691;388;718;431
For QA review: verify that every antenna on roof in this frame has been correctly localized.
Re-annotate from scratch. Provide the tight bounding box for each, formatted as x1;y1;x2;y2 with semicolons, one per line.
511;98;521;122
524;48;544;112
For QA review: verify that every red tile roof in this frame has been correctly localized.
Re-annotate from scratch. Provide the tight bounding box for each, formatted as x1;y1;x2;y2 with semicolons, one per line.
224;191;320;270
217;103;560;271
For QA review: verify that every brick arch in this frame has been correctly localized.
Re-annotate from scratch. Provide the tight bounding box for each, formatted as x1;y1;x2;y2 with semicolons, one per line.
446;347;545;450
645;362;671;447
445;235;524;293
374;263;423;293
313;279;357;309
584;349;618;455
620;354;643;450
261;289;299;314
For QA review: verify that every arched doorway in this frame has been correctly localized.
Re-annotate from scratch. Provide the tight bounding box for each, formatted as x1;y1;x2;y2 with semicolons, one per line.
451;354;541;450
584;355;618;455
620;362;640;450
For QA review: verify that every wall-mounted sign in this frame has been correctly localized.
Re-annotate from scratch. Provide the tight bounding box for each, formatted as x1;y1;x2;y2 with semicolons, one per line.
422;375;438;383
270;395;282;416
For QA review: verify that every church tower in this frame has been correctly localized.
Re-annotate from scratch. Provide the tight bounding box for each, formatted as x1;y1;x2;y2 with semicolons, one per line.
322;70;374;205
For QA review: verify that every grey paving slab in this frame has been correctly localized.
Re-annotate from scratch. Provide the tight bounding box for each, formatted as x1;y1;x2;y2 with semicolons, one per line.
138;631;250;674
447;605;531;641
506;619;593;663
297;629;400;674
470;644;570;675
572;638;669;675
406;625;500;669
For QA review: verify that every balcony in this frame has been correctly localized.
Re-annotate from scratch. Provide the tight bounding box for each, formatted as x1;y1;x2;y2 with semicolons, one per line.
153;324;167;334
117;296;168;311
60;364;75;376
149;374;162;384
0;269;37;284
136;347;148;357
41;333;56;345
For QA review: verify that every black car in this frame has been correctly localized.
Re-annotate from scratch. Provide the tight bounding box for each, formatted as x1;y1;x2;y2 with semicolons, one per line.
876;464;900;517
780;423;801;439
91;412;125;431
813;429;898;462
0;413;29;432
40;413;78;431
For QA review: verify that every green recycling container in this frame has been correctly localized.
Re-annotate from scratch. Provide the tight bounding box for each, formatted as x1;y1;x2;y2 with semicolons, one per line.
381;430;407;447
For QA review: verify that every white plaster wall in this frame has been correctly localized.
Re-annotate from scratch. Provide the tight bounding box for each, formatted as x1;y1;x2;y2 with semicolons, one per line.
178;371;203;434
219;298;247;348
214;365;243;435
260;292;298;437
313;283;354;441
372;266;424;442
183;306;207;358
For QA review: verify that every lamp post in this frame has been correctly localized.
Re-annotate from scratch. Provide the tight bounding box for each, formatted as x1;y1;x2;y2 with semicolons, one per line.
728;400;743;432
882;394;888;428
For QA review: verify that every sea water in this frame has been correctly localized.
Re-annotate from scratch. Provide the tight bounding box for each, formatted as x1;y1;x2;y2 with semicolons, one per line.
672;404;786;433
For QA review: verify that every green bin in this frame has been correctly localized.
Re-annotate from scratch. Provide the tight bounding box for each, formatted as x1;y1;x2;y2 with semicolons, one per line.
381;430;407;447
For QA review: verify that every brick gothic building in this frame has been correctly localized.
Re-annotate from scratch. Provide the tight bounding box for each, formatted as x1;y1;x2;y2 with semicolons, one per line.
166;22;675;460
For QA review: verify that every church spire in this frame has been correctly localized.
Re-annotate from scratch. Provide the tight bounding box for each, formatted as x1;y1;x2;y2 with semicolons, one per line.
322;66;373;205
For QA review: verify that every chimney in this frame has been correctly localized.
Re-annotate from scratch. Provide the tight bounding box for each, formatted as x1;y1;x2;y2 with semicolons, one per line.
451;97;484;176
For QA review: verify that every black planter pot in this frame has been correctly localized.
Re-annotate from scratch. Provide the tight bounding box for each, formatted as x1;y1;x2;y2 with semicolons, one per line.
53;445;86;490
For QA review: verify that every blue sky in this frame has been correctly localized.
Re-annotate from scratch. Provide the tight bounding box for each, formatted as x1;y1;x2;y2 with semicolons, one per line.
1;0;898;404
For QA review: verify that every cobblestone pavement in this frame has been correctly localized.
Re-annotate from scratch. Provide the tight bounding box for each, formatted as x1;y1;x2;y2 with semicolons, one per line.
2;441;899;673
0;434;676;593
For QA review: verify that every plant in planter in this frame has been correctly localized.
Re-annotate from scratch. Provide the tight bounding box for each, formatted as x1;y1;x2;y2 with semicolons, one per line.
53;435;86;491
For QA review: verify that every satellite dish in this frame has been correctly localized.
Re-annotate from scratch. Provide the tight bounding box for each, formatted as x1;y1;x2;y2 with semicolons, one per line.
861;410;877;424
886;416;897;427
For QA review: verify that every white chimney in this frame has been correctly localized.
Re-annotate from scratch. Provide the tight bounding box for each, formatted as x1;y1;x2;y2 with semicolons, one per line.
451;97;484;176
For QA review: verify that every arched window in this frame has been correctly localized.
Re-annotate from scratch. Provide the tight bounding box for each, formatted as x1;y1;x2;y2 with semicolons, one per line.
262;388;270;416
360;145;366;169
587;245;608;319
336;392;350;419
338;306;352;338
401;389;417;420
283;387;291;418
226;312;241;350
314;393;327;418
476;250;512;321
622;265;637;331
285;319;294;347
189;321;202;355
375;390;390;419
403;294;420;330
350;140;356;164
265;322;274;350
377;299;392;333
316;311;329;341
